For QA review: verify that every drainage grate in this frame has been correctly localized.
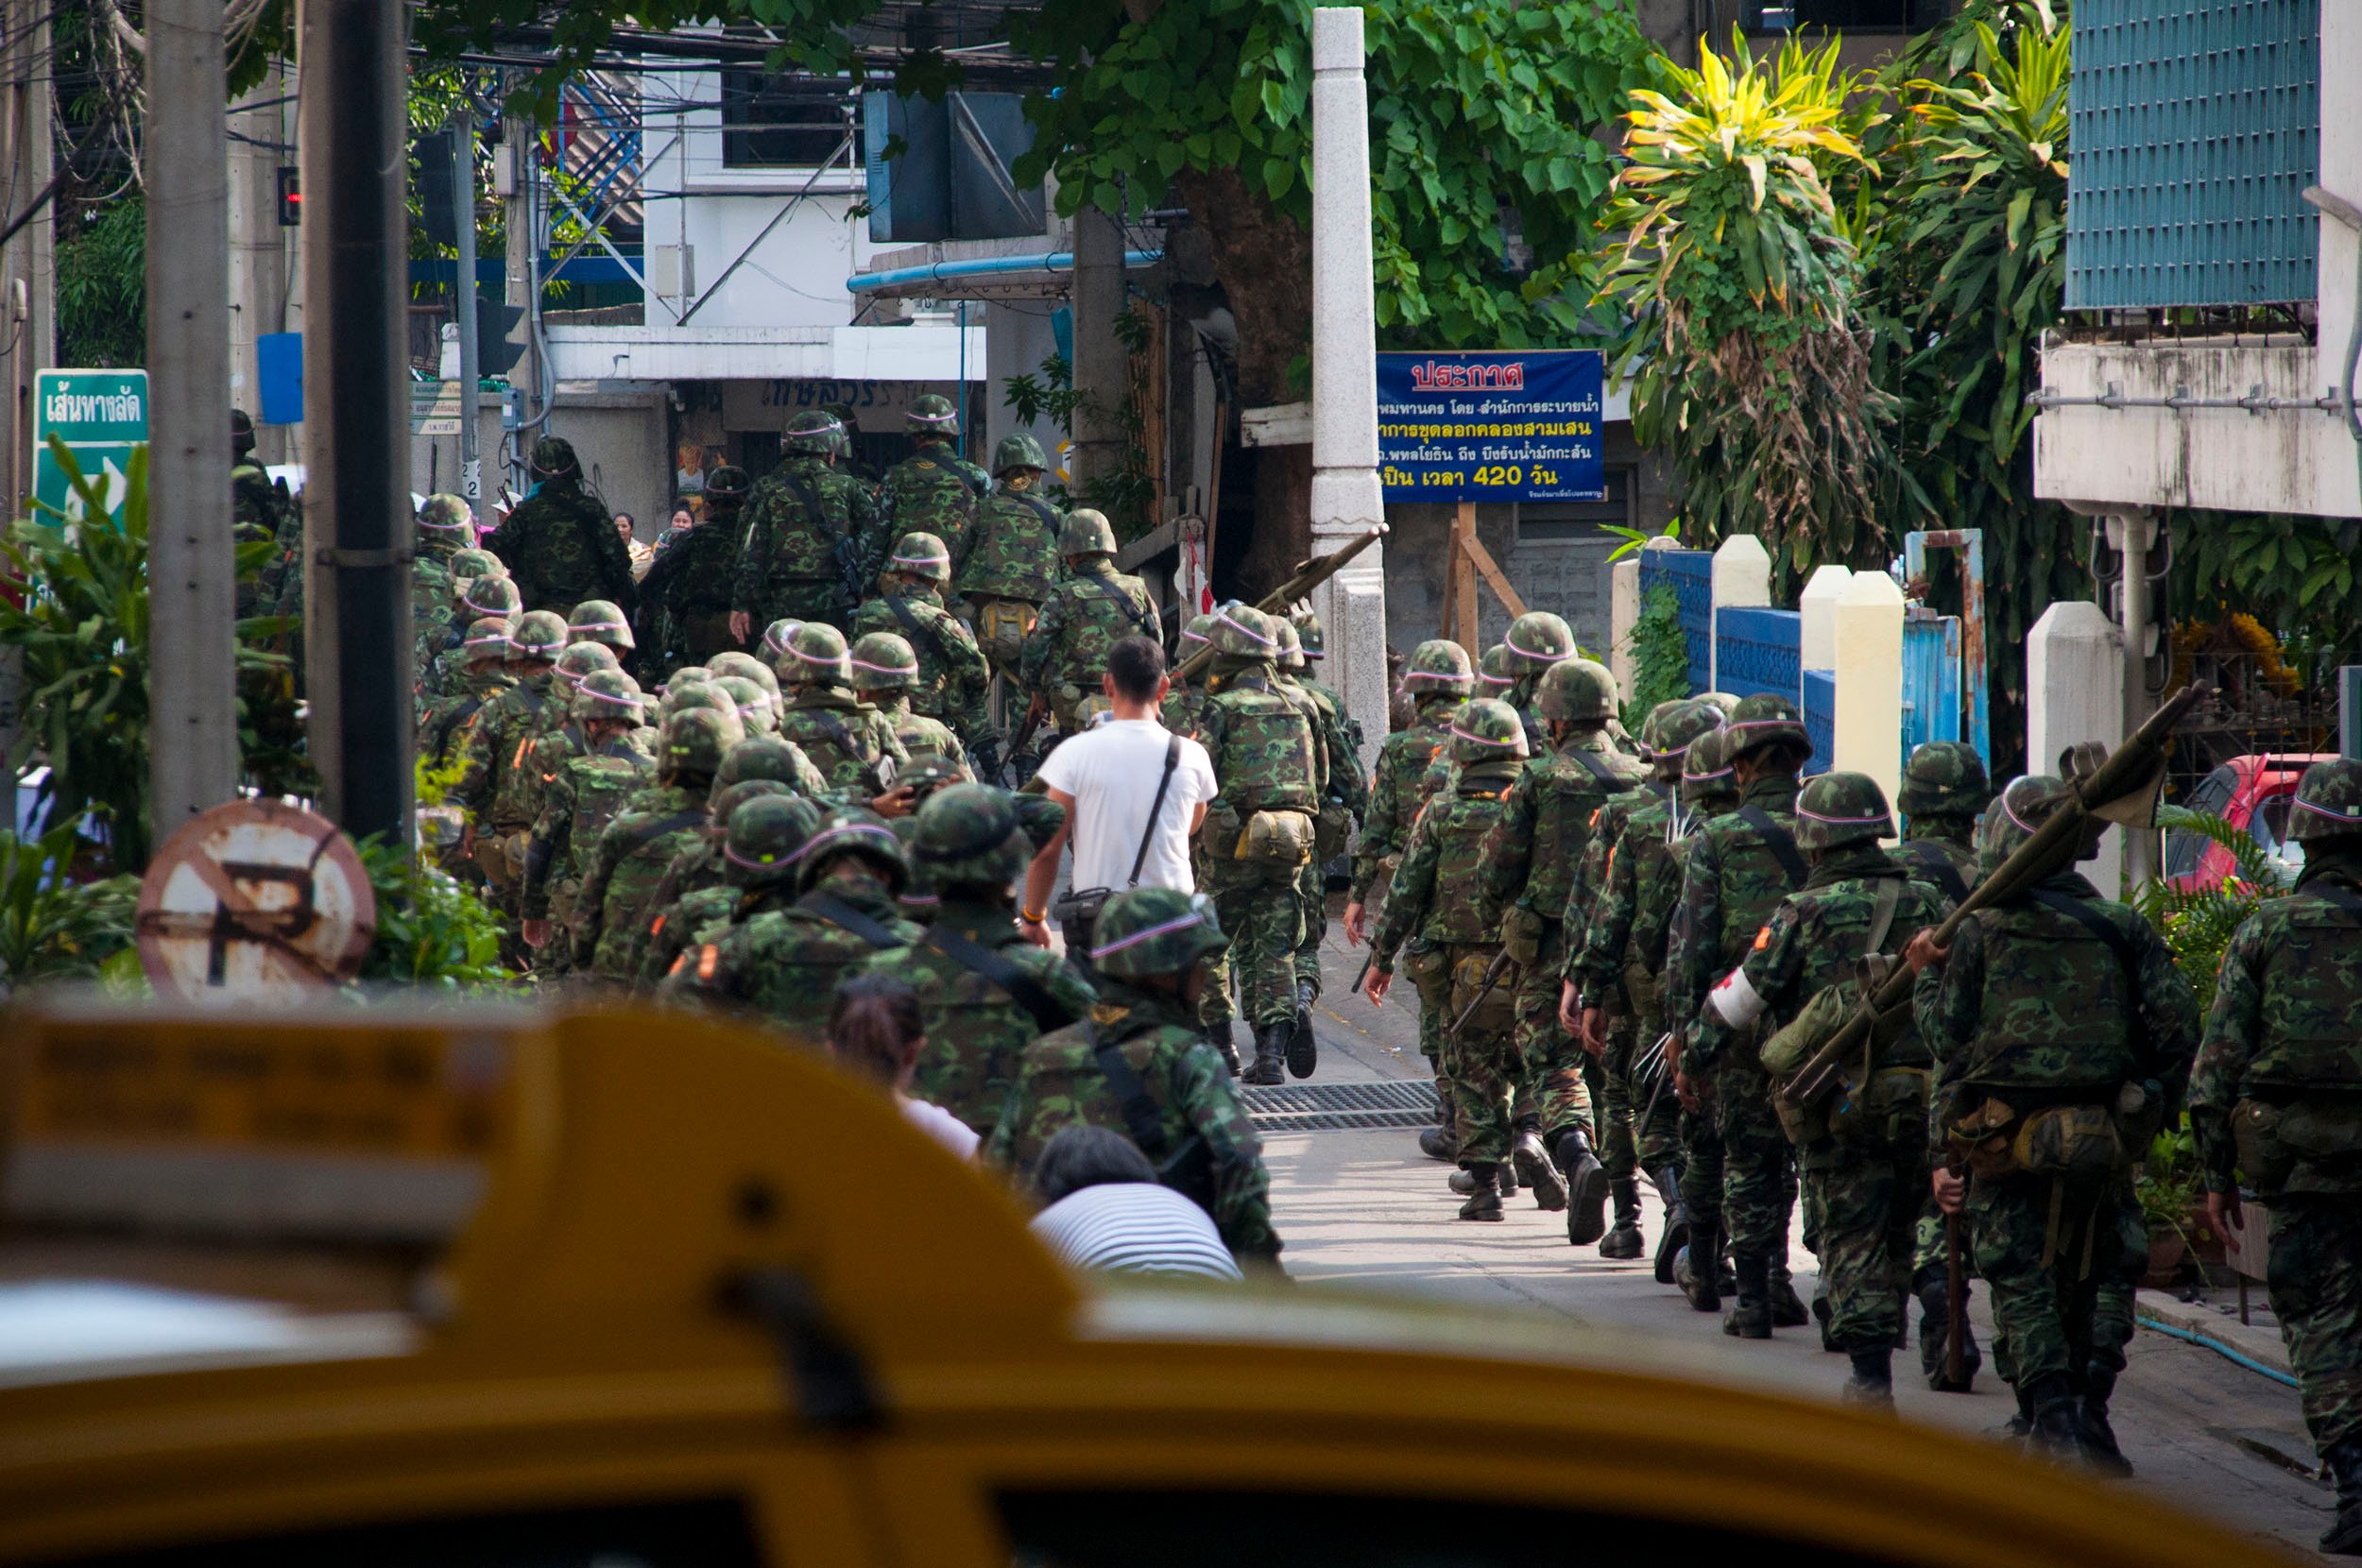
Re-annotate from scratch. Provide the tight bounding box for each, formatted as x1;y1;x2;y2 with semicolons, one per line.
1239;1079;1440;1133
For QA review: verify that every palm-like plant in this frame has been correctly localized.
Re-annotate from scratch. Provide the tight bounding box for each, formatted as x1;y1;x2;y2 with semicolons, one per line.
0;822;138;995
1596;33;1911;586
2132;806;2289;1018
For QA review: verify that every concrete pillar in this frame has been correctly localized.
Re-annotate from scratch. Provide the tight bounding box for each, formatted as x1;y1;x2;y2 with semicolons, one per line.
2028;599;2126;895
4;0;55;508
1799;563;1852;672
2107;508;2161;887
1832;570;1905;816
1608;557;1641;696
1070;206;1126;491
228;66;291;463
1308;6;1387;775
1707;533;1771;691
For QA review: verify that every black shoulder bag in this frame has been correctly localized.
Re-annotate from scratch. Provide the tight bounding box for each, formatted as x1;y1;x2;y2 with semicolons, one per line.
1050;732;1184;962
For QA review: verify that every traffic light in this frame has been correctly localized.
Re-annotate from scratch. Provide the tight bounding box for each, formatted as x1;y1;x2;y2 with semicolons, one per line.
476;299;525;376
414;131;456;249
276;166;300;226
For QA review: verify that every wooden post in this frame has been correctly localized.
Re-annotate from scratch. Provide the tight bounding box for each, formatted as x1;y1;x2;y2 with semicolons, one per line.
1449;501;1478;647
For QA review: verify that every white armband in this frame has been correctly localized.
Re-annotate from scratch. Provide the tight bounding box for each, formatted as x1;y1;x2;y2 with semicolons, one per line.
1708;965;1765;1028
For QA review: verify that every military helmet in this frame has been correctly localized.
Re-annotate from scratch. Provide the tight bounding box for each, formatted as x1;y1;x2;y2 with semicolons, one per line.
1179;612;1218;654
760;619;804;667
713;674;779;736
527;435;580;479
707;777;791;830
566;599;634;652
451;547;501;582
461;573;522;621
1725;691;1811;764
899;754;967;805
510;609;570;662
1653;697;1727;762
1478;644;1517;691
1059;508;1118;558
2290;758;2362;843
1535;656;1618;724
1404;639;1474;700
461;617;513;662
1090;886;1229;980
1289;607;1325;660
910;782;1033;888
907;392;961;436
554;640;619;689
683;682;750;747
1682;725;1740;807
850;631;920;695
661;707;737;781
666;667;712;694
1898;741;1993;822
716;736;815;793
706;651;779;699
1275;620;1306;672
1504;610;1577;668
1698;690;1741;718
780;621;850;687
703;465;751;505
659;678;718;720
1794;772;1896;852
571;668;645;725
231;408;256;452
418;493;473;538
886;531;952;585
785;410;843;458
1977;774;2073;876
1450;696;1530;765
1210;604;1281;662
724;795;823;890
796;808;909;894
993;432;1049;476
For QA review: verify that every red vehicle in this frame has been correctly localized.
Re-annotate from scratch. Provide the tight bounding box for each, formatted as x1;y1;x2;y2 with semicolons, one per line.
2163;753;2331;892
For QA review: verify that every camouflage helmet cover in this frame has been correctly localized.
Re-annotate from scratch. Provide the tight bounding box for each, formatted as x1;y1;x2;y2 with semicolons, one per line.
1058;508;1118;558
1290;606;1325;660
796;808;910;894
761;619;804;665
1977;774;2074;876
909;783;1033;887
907;391;960;436
2290;758;2362;843
461;573;522;620
450;547;502;581
1504;609;1577;667
511;609;571;661
231;408;256;451
724;795;823;890
706;651;780;699
1404;639;1474;700
661;707;738;780
850;631;919;694
1090;886;1230;980
418;493;474;540
1179;612;1218;652
461;616;513;662
1725;691;1811;763
706;778;791;831
785;410;843;457
1535;656;1618;724
1653;697;1727;763
659;678;718;719
897;754;967;801
554;640;619;688
703;464;752;503
713;674;779;735
715;735;815;793
1899;740;1994;822
1682;725;1740;807
1794;771;1896;852
527;435;580;479
1477;643;1515;690
886;530;952;585
567;599;635;652
1210;604;1281;662
780;621;851;687
992;432;1049;475
1450;696;1530;764
1275;620;1306;671
571;667;644;724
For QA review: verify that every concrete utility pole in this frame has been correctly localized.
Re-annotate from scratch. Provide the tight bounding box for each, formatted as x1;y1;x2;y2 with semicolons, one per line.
5;0;54;510
450;96;481;508
502;102;540;484
1070;206;1126;491
1307;6;1389;775
299;0;412;845
145;0;239;835
227;67;291;463
2111;508;2163;889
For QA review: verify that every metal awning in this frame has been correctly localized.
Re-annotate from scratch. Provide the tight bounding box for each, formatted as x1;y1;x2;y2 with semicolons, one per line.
847;247;1163;301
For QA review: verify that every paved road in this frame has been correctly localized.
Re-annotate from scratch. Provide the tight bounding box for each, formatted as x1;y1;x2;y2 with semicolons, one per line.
1250;922;2338;1560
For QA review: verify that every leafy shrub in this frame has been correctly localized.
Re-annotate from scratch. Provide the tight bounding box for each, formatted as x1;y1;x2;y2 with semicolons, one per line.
2131;805;2287;1018
1620;583;1691;733
354;836;516;991
0;823;138;995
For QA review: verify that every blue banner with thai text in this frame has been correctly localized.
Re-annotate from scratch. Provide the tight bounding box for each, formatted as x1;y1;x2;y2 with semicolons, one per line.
1375;349;1605;503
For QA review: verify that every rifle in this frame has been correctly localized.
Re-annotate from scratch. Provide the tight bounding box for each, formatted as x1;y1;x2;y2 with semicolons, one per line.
1935;1152;1974;1393
1781;681;2207;1113
1010;690;1048;766
1174;524;1390;687
1447;948;1515;1039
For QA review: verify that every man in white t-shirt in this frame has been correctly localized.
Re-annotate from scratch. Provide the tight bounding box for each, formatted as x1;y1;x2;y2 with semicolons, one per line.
1021;635;1217;961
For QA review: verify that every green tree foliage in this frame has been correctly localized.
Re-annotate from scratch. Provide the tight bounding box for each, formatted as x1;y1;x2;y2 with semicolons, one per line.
2131;805;2290;1018
56;197;145;367
0;822;138;995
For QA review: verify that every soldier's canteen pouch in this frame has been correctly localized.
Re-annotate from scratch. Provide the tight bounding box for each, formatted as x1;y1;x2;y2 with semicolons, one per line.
2232;1099;2299;1191
1314;799;1353;862
1403;944;1451;1001
977;600;1034;665
1948;1095;2020;1181
2275;1095;2362;1161
1235;808;1314;874
1829;1066;1930;1149
1499;905;1544;966
1450;951;1517;1034
2009;1102;2122;1179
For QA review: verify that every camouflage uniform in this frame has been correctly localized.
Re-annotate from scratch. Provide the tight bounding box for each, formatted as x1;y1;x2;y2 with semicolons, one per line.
1914;775;2198;1461
1370;697;1528;1218
1273;619;1367;1025
987;886;1279;1262
409;493;475;718
1018;509;1161;733
453;613;573;918
231;410;290;613
878;395;989;557
850;631;969;770
641;466;750;668
1187;606;1318;1084
483;436;638;616
2189;760;2362;1543
636;780;797;989
653;795;824;997
420;621;516;770
867;785;1097;1134
521;677;654;961
849;532;990;742
1697;773;1948;1381
569;710;732;980
731;414;882;627
1500;609;1578;751
773;622;910;798
953;434;1065;679
419;567;516;713
695;814;925;1029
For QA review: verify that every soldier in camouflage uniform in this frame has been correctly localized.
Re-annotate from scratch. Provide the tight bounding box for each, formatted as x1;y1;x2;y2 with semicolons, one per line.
485;436;638;617
231;410;285;611
1500;608;1579;749
774;622;911;800
1476;641;1517;703
655;794;824;997
635;779;797;990
1188;605;1319;1086
1908;775;2197;1467
987;885;1281;1265
878;393;989;556
1270;617;1367;1067
521;670;654;966
850;532;990;745
567;598;634;657
1344;638;1472;1157
1669;692;1816;1329
420;618;515;769
712;674;780;738
2192;758;2362;1552
694;811;925;1027
454;609;573;929
851;631;968;770
1159;612;1216;736
952;433;1065;683
1696;773;1949;1395
553;640;620;702
1366;697;1528;1219
639;465;750;671
410;493;475;712
866;785;1097;1135
1479;657;1645;1241
729;412;881;635
1018;509;1161;736
572;707;734;980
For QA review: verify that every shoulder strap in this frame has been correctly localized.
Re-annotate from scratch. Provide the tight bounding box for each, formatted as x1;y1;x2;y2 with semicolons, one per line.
883;592;952;670
1088;1023;1173;1161
803;705;866;762
1128;733;1185;887
1015;493;1061;533
1905;840;1971;904
616;808;704;857
922;925;1077;1033
1863;875;1905;957
799;890;909;950
1737;804;1809;890
2026;889;2145;1043
776;469;842;537
1566;748;1629;788
1083;568;1161;639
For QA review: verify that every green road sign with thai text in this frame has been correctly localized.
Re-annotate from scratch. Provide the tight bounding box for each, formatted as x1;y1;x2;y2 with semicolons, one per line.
34;368;148;525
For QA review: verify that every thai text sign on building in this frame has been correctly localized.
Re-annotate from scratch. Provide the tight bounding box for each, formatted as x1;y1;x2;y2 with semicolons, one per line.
1375;349;1604;503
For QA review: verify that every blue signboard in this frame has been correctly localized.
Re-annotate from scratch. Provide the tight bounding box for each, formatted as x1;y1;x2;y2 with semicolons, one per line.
1375;348;1605;503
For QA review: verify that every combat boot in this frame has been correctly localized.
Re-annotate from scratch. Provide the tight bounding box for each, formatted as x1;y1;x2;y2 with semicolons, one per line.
1457;1163;1505;1221
1813;1283;1838;1353
1768;1259;1810;1328
1599;1179;1645;1259
1678;1217;1723;1312
1205;1022;1241;1078
1651;1165;1689;1285
1997;1380;2036;1441
1243;1023;1287;1085
1552;1126;1609;1246
2024;1373;2084;1464
2321;1438;2362;1556
2077;1360;2132;1477
1723;1253;1772;1339
1511;1127;1568;1212
1286;979;1320;1079
1918;1275;1980;1392
1448;1168;1479;1195
1417;1124;1461;1162
1840;1348;1894;1407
